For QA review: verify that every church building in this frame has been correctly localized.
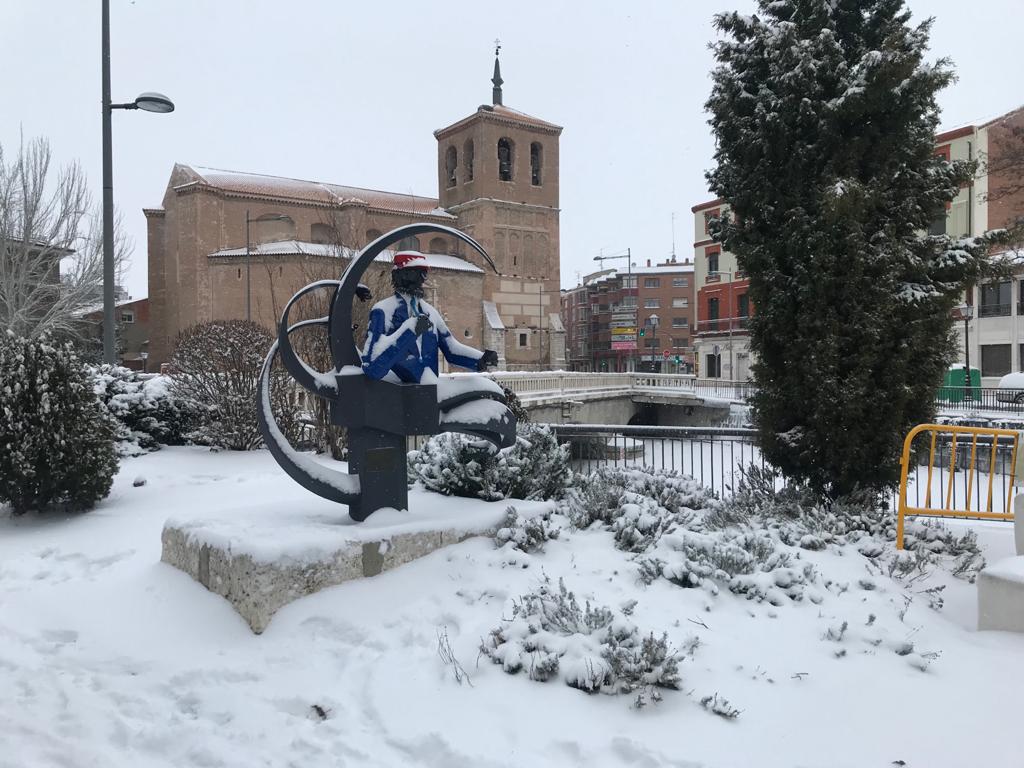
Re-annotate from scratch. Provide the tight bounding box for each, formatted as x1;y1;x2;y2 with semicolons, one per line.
144;53;565;370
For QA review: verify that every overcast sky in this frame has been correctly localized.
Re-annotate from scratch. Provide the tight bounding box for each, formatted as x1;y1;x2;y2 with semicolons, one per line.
3;0;1021;298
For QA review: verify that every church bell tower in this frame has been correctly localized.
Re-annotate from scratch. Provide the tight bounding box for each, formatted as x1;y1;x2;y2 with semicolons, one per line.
434;46;564;369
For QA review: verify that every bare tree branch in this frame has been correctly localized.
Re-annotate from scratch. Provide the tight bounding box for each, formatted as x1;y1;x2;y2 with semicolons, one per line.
0;135;131;342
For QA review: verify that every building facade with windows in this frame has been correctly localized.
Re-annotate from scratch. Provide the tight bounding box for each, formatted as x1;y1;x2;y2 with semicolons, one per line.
691;200;753;381
146;56;566;371
559;260;695;372
946;106;1024;383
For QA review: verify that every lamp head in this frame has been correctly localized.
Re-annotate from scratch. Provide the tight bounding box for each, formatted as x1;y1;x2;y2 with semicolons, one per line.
134;92;175;113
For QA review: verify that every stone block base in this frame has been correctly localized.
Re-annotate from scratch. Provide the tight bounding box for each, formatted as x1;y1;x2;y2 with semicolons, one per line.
978;556;1024;633
161;495;553;633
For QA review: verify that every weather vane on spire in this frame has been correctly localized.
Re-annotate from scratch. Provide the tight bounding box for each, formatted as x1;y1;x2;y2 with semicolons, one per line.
494;38;501;57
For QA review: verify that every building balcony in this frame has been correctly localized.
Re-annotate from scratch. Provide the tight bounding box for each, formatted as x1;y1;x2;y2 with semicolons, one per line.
694;317;750;335
979;303;1012;318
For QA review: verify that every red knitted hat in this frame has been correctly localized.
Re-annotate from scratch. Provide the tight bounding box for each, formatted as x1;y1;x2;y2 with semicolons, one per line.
392;251;429;271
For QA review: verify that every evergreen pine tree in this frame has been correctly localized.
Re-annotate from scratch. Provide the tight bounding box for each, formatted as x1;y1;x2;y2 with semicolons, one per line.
0;333;118;514
706;1;1020;498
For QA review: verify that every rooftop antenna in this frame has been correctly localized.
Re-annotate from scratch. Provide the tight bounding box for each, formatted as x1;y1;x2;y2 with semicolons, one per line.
671;212;677;262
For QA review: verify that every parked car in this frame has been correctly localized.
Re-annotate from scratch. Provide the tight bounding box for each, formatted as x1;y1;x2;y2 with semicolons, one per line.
995;372;1024;404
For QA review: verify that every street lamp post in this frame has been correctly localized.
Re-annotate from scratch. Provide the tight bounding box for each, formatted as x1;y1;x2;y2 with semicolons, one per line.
245;211;290;322
594;248;632;371
102;0;174;364
955;302;975;401
649;313;660;372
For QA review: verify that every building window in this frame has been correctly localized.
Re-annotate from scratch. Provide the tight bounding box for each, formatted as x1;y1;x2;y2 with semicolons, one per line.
518;331;528;348
310;223;338;244
120;311;135;324
671;317;688;328
622;295;637;308
737;293;750;317
980;280;1012;317
645;338;661;348
464;139;474;181
672;337;688;348
621;275;637;289
498;138;514;181
672;277;689;288
708;250;720;275
445;146;458;188
982;344;1012;377
644;278;660;288
928;205;947;236
396;235;420;252
708;297;720;330
530;142;543;185
672;297;688;308
644;298;660;309
428;237;447;254
705;353;722;378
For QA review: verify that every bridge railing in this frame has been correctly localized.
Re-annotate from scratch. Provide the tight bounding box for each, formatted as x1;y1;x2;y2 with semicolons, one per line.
484;371;754;402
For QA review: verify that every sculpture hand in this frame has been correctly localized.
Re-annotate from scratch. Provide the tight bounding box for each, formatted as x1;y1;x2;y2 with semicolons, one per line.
414;315;432;336
477;349;499;370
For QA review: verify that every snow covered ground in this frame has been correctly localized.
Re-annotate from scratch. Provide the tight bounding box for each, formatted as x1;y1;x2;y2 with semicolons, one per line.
1;447;1022;768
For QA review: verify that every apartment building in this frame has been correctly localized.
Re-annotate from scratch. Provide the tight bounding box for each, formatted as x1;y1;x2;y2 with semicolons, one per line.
560;260;695;372
690;104;1024;383
946;106;1024;384
691;200;752;381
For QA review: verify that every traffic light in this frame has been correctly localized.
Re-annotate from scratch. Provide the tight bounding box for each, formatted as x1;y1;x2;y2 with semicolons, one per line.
675;356;681;364
638;327;646;337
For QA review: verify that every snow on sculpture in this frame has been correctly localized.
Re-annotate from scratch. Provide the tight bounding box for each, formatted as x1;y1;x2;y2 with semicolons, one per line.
256;224;516;521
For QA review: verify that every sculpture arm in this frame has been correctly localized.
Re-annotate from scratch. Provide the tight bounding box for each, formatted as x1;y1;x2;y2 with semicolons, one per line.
361;307;420;380
434;313;484;372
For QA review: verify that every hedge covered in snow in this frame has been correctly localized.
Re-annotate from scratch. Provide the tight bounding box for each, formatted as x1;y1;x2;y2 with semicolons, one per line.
0;334;118;514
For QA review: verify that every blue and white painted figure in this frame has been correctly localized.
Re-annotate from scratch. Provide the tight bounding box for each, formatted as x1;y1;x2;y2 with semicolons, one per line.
362;251;499;383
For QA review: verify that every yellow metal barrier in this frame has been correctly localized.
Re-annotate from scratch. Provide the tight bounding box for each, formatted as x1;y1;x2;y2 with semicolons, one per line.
897;424;1019;549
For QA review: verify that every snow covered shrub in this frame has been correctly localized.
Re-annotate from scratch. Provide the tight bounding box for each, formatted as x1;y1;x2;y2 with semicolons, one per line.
480;576;681;701
169;320;299;450
409;424;571;501
90;365;202;454
495;506;560;552
564;468;626;528
0;334;118;514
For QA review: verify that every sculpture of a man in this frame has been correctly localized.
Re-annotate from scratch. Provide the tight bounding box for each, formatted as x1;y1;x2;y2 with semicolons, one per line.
362;251;499;382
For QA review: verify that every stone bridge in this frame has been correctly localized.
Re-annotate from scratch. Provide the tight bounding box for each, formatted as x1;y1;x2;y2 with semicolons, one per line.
485;372;751;427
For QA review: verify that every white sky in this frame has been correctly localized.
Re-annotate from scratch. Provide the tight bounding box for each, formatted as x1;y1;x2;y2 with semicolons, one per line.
3;0;1021;297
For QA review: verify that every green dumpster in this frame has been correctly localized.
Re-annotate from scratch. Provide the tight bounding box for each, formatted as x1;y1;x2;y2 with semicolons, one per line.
938;365;980;403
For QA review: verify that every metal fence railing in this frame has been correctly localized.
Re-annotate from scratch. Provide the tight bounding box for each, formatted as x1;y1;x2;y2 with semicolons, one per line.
934;386;1024;414
545;424;764;499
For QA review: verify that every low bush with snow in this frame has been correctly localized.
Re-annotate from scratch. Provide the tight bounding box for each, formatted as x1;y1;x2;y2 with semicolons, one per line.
90;365;203;455
408;423;572;502
480;576;682;704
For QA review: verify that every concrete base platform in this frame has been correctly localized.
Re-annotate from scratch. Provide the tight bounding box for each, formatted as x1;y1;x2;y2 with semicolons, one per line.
161;493;554;633
978;556;1024;633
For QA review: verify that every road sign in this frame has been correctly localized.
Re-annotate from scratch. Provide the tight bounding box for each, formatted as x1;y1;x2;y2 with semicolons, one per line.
663;349;670;358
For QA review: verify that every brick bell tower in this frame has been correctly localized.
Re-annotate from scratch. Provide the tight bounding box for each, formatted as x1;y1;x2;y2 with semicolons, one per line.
434;45;565;369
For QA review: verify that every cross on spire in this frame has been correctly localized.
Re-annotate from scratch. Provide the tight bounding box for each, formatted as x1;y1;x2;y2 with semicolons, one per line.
492;39;503;106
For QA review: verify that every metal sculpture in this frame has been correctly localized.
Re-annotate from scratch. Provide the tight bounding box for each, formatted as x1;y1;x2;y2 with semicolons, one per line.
256;223;516;521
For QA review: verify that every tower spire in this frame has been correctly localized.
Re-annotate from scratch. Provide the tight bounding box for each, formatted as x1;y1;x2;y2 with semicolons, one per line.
491;39;503;106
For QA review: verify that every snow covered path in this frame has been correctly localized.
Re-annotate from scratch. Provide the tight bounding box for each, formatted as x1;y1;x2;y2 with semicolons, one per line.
1;448;1021;768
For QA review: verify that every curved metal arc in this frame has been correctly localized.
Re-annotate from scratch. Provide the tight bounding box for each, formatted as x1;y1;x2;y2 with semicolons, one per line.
256;340;360;507
277;279;342;399
329;223;497;370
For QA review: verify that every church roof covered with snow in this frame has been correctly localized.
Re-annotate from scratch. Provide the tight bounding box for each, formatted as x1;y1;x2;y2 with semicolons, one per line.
173;164;452;219
208;240;484;274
